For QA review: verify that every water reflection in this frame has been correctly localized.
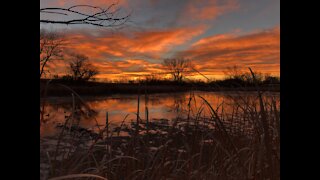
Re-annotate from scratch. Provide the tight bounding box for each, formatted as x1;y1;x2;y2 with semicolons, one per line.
40;91;280;137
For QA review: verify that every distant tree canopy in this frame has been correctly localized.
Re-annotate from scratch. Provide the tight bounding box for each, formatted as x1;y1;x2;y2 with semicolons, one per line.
40;29;65;78
263;75;280;84
220;65;279;87
67;54;99;82
163;58;192;83
224;65;264;81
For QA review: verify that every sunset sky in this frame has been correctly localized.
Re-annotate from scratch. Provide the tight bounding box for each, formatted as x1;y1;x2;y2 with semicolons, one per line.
40;0;280;81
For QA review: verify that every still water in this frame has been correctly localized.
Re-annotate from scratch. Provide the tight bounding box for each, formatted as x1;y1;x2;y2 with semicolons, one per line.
40;91;279;137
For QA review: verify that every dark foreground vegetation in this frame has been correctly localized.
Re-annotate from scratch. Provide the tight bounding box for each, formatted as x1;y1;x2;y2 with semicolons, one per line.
40;76;279;97
40;89;280;180
40;70;280;179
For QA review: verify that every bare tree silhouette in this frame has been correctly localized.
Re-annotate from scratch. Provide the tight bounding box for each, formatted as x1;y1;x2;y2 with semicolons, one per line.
223;65;244;80
40;29;65;78
163;58;192;83
40;3;130;27
68;53;99;81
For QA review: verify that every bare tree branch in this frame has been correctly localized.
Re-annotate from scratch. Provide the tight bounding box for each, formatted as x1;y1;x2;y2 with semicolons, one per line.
163;58;192;83
40;4;131;27
67;53;99;81
40;29;65;78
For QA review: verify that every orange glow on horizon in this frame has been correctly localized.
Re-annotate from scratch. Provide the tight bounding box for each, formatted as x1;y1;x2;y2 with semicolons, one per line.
42;26;279;81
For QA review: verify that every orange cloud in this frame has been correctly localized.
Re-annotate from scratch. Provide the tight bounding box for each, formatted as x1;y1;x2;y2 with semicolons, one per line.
44;26;206;80
176;27;280;77
44;58;164;80
92;59;165;80
44;26;279;81
63;26;205;59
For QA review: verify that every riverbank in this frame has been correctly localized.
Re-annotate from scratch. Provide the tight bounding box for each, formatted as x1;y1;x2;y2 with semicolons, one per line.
40;80;280;97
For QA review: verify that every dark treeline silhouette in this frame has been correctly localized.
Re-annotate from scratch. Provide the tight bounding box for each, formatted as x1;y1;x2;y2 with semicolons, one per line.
41;71;279;96
209;74;280;88
46;72;279;86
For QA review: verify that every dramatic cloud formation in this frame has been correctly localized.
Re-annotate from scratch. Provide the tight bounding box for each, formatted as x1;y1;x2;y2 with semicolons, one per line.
176;27;280;78
46;26;279;80
41;0;280;81
64;26;205;59
43;26;204;80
